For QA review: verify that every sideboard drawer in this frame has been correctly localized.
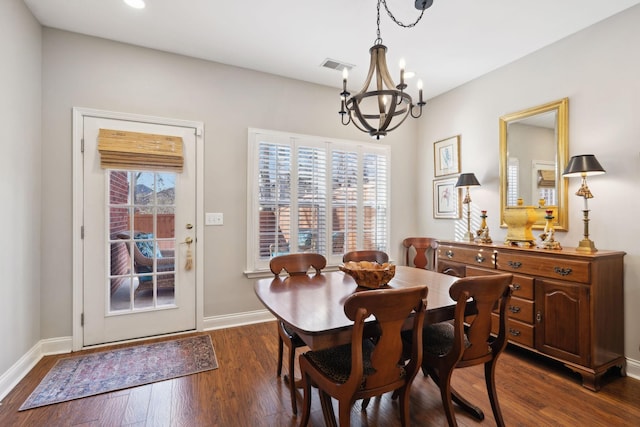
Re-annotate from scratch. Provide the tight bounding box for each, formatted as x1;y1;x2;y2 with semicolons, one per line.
510;274;534;300
496;251;590;283
499;296;534;323
438;245;495;269
492;314;534;347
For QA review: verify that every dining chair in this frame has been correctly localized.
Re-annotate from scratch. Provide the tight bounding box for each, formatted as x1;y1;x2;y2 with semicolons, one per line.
342;250;389;264
403;237;438;270
270;253;327;416
342;250;390;410
411;273;513;427
298;285;429;427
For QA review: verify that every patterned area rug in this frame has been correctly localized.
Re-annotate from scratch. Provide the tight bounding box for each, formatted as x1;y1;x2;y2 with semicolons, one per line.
19;335;218;411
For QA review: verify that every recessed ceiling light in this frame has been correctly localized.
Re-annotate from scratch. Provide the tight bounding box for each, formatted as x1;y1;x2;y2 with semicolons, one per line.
124;0;146;9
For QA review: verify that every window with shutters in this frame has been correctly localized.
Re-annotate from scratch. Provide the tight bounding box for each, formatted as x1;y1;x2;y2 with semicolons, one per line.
247;129;390;271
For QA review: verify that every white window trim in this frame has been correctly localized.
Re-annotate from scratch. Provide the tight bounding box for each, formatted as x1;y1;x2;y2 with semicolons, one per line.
245;128;390;274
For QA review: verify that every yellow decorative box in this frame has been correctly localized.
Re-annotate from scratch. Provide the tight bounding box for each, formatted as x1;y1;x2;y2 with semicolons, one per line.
504;206;538;245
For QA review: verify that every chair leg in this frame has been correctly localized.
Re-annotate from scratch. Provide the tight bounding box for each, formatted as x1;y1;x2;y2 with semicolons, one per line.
428;366;484;423
361;397;370;410
397;386;411;427
320;390;338;427
299;371;312;427
288;342;297;415
438;371;459;427
277;334;284;377
338;400;352;427
485;360;506;427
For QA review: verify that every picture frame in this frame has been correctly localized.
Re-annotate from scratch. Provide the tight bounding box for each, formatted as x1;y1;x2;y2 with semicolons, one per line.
433;135;461;177
433;176;461;219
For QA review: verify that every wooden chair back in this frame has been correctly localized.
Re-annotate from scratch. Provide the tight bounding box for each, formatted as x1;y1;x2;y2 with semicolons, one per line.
269;253;326;276
342;250;389;264
299;286;428;426
447;273;513;367
343;286;428;392
403;237;438;270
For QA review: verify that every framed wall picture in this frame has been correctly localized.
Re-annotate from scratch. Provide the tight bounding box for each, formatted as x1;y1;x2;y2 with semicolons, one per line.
434;135;461;177
433;176;461;219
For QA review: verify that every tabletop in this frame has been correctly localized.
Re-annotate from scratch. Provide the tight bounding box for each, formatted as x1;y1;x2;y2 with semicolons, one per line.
254;265;460;350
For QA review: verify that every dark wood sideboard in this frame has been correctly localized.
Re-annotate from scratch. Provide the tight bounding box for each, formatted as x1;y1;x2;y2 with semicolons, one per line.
436;240;626;391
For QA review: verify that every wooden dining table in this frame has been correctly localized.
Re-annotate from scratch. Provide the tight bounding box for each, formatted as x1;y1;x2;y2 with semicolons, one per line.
254;265;460;351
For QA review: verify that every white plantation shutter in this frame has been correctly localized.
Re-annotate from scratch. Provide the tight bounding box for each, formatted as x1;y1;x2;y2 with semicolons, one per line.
362;152;388;251
248;129;390;271
257;141;292;258
332;149;359;254
296;143;327;255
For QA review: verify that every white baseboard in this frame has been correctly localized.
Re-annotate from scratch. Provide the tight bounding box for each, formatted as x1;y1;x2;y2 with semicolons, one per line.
203;309;274;331
0;336;72;402
626;356;640;380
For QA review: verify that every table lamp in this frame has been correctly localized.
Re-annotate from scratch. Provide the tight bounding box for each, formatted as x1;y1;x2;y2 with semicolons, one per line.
455;173;480;242
562;154;605;252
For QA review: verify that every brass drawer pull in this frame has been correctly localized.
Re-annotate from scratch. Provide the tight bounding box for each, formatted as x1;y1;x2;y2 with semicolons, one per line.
508;328;521;337
446;250;454;258
507;261;522;269
554;266;572;276
512;283;521;291
475;254;485;263
508;305;521;314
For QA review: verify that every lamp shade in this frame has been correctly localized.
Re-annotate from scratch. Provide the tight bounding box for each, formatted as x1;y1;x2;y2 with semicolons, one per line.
563;154;606;177
455;173;480;187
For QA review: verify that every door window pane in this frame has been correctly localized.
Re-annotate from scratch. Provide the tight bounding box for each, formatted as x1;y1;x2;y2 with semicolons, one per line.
108;170;177;313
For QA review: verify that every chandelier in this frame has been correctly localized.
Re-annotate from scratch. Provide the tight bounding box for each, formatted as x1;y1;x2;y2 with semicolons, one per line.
340;0;433;140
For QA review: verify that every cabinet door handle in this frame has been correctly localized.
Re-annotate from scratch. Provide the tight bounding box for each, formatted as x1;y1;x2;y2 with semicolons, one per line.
508;328;521;337
507;261;522;269
508;305;521;313
536;311;542;323
512;283;521;291
446;250;454;259
475;254;485;263
554;266;572;276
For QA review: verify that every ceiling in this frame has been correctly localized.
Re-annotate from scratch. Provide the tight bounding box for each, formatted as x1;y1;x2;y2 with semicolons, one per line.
23;0;640;100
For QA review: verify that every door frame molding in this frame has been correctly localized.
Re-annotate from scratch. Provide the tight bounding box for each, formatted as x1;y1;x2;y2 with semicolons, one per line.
72;107;205;351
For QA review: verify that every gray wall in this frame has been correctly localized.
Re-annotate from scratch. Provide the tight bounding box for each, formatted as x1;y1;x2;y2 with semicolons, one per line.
0;0;42;374
417;6;640;361
40;29;419;338
3;0;639;379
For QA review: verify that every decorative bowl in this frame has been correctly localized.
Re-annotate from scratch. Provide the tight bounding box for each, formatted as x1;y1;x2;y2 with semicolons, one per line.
339;261;396;289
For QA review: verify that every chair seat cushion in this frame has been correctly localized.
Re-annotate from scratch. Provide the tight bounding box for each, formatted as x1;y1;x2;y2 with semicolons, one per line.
305;339;402;387
423;321;471;356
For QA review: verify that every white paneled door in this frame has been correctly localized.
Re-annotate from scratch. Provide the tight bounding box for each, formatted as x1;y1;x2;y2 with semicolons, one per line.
80;113;199;346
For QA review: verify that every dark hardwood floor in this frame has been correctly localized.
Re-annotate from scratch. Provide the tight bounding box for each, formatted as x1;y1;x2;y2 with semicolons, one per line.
1;321;639;426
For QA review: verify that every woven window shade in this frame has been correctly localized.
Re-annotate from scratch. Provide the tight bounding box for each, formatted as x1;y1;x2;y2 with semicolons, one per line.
537;170;555;188
97;128;184;172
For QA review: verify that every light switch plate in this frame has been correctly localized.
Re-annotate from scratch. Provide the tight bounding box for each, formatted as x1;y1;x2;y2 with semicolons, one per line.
205;212;223;226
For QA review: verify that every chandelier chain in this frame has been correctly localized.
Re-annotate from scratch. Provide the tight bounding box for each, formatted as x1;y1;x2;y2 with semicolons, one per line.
381;0;426;29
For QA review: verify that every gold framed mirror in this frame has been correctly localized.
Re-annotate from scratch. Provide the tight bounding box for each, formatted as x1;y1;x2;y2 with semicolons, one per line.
499;98;569;231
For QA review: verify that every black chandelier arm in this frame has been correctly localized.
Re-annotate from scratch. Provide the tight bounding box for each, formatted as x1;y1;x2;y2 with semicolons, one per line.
339;111;351;126
410;102;425;119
